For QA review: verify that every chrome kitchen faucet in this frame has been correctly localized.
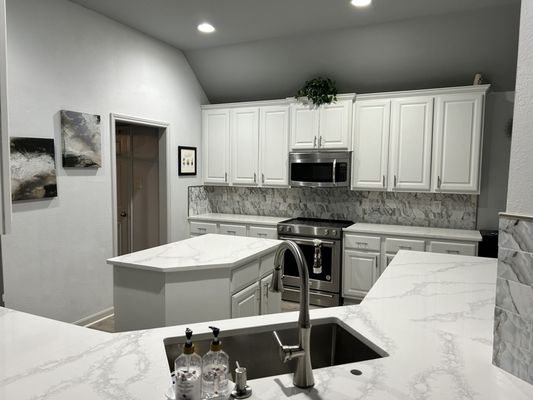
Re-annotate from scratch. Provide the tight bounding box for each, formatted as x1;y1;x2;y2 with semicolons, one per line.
270;240;315;389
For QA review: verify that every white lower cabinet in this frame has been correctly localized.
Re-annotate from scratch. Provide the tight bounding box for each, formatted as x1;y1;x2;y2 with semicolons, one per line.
343;250;379;300
260;273;281;315
231;282;260;318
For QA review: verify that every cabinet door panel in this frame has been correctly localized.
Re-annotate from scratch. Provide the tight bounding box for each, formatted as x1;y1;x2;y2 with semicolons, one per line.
260;106;289;186
231;282;260;318
352;99;390;190
290;104;319;150
343;250;379;299
390;97;433;191
319;100;351;149
203;110;230;184
231;108;259;185
260;274;281;315
433;93;483;193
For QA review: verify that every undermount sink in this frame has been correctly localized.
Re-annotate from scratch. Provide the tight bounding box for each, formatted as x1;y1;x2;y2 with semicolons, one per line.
163;317;388;380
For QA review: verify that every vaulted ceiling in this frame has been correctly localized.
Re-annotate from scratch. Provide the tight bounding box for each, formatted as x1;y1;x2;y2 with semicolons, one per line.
70;0;521;102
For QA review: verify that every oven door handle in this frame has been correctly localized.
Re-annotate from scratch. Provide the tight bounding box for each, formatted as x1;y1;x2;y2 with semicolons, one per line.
279;236;336;247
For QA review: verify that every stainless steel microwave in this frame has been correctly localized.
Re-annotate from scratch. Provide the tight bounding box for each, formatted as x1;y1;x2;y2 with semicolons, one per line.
289;151;351;188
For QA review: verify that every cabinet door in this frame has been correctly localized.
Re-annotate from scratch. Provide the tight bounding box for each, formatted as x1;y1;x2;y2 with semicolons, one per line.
319;100;352;149
352;99;391;190
260;105;289;186
290;103;319;150
231;108;259;185
260;274;281;315
203;109;230;184
231;282;260;319
389;97;433;191
432;93;484;193
343;250;379;299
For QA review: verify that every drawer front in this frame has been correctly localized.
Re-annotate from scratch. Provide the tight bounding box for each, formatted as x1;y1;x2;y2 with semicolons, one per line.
429;241;477;256
249;226;278;239
385;238;425;253
231;260;260;294
189;221;217;235
259;253;276;278
344;234;381;251
219;223;247;236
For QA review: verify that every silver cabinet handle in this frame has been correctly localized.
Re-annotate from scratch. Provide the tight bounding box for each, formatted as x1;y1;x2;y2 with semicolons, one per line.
198;227;207;232
319;136;322;148
262;173;265;184
313;136;317;148
394;175;397;188
225;172;228;182
382;175;386;188
254;172;257;183
437;176;442;189
399;245;412;250
332;159;337;185
257;233;267;237
227;230;236;235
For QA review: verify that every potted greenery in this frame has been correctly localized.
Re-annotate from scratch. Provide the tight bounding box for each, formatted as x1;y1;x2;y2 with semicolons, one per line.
296;77;338;107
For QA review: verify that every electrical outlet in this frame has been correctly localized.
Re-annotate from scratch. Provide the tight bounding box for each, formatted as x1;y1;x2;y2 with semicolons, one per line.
432;201;442;213
362;199;369;209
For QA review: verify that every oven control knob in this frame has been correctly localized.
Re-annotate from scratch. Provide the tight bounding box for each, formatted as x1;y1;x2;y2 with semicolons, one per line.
287;227;292;233
324;229;329;235
332;230;337;236
279;226;284;232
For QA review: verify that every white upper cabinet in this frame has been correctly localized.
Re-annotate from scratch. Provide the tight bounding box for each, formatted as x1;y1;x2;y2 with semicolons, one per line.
432;92;484;193
259;105;290;187
231;107;259;185
203;109;230;184
389;96;434;192
290;97;353;150
352;99;391;190
319;100;352;149
290;104;319;150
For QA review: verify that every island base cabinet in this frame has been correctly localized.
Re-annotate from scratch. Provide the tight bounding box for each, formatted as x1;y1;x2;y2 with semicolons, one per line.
231;282;260;318
260;273;281;314
342;250;379;300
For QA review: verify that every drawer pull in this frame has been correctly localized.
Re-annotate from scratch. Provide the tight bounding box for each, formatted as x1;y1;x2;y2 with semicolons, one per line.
257;233;267;237
356;242;368;246
198;227;207;232
446;250;460;254
399;245;412;250
227;230;236;234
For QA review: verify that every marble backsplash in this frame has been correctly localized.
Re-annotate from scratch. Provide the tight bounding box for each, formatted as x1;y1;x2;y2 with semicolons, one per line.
493;213;533;385
189;186;478;229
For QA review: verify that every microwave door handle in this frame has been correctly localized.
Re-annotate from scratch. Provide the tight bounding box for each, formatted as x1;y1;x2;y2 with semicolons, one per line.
332;159;336;186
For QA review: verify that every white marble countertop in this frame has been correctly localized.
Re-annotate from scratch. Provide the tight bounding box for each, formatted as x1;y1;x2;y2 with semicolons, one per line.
3;251;533;400
188;213;287;226
344;222;482;242
106;234;282;272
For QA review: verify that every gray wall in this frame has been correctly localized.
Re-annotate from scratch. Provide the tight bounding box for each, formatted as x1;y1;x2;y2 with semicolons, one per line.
186;4;520;103
1;0;207;322
477;92;515;230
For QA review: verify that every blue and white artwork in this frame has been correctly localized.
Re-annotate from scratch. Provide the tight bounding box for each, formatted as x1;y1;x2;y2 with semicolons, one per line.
61;110;101;168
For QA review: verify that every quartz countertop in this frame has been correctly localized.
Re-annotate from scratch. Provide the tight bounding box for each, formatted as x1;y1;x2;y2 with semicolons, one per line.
188;213;287;226
106;234;282;272
344;222;482;242
3;251;532;400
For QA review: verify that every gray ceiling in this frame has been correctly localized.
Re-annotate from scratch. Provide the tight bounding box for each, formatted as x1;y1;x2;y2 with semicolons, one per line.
69;0;521;103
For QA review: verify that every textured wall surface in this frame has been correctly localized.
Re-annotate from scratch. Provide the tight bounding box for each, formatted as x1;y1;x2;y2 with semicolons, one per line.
493;214;533;384
189;186;478;229
507;0;533;215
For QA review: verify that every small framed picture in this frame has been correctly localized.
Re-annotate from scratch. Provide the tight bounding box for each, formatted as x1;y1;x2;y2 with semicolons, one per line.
178;146;197;176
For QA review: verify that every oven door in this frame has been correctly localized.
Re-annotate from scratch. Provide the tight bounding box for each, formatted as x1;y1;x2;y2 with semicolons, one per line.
279;236;340;293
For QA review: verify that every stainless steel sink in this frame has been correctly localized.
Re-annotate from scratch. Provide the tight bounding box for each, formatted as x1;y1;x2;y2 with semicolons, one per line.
163;317;388;380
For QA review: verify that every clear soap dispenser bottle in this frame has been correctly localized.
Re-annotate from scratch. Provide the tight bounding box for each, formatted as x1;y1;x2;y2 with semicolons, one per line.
201;326;230;399
174;328;202;400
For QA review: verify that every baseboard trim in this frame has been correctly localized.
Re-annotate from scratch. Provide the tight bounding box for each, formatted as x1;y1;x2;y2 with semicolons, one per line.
73;307;114;327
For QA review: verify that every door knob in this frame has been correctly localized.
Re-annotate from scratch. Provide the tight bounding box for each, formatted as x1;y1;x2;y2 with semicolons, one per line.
120;211;127;217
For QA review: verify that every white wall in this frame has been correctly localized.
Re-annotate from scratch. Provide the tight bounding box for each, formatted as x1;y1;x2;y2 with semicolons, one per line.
477;92;514;230
507;0;533;215
1;0;207;322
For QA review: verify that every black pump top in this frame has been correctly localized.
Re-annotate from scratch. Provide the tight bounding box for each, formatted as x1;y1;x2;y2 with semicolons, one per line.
183;328;195;354
209;326;222;351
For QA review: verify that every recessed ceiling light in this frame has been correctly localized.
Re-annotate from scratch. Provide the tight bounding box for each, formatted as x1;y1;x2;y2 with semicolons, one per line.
197;23;215;33
351;0;372;7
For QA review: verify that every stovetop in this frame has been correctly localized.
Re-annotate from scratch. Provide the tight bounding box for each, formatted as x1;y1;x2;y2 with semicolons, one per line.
278;217;354;239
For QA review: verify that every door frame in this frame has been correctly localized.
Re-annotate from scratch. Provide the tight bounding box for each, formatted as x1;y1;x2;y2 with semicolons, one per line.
110;114;170;256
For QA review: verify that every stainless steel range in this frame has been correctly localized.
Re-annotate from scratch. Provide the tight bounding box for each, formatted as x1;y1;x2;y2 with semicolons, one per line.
277;217;353;307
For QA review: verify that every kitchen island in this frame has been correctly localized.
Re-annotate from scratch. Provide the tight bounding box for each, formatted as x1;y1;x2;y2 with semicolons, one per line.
2;251;533;399
106;234;282;331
